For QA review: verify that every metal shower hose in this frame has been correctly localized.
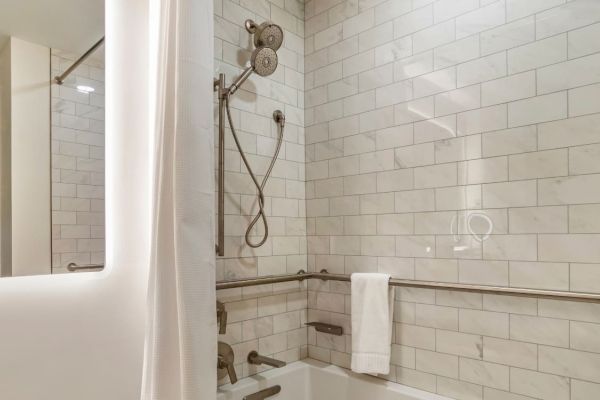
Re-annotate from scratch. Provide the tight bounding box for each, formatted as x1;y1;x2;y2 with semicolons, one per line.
224;93;283;248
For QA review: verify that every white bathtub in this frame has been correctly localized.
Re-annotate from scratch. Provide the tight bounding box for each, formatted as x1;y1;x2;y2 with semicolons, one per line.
217;359;449;400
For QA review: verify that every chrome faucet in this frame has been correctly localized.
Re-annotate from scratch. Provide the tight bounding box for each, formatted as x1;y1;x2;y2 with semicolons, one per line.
217;342;238;384
247;351;286;368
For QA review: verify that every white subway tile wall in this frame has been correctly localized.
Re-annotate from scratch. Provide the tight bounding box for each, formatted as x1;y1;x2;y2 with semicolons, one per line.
304;0;600;399
214;0;309;384
214;0;600;397
51;49;105;272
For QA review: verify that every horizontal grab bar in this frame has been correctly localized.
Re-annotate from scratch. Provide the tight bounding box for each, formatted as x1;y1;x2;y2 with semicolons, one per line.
216;269;600;303
216;270;310;289
66;263;104;272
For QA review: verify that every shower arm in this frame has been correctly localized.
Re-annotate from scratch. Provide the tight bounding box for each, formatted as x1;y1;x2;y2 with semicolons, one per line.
228;66;254;96
214;66;254;98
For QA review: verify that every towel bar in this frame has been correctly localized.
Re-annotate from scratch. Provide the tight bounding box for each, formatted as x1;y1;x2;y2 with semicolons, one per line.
216;269;600;303
66;262;104;272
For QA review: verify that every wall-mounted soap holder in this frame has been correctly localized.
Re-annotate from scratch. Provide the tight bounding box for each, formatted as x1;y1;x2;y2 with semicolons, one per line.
305;322;343;336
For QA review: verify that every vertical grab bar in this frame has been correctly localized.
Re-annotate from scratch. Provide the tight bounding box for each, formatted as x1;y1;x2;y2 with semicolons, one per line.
215;74;225;256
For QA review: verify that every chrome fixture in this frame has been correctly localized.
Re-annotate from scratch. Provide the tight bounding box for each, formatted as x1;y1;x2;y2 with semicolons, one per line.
306;321;343;336
214;20;285;257
245;20;284;50
247;351;286;368
217;301;227;334
228;46;279;95
54;37;105;85
216;269;600;303
217;342;238;384
243;385;282;400
66;262;104;272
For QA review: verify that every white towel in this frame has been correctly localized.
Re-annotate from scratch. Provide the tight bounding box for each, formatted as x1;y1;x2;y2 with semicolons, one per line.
351;273;395;375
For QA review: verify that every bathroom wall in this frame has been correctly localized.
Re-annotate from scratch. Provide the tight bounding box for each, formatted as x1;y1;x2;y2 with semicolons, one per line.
214;0;309;382
304;0;600;399
51;49;105;272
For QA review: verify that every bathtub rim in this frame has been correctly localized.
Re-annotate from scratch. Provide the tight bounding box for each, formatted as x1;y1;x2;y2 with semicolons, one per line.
217;358;450;400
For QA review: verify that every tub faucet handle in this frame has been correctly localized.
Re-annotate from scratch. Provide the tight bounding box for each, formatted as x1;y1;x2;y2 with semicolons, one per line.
218;355;238;384
217;342;238;384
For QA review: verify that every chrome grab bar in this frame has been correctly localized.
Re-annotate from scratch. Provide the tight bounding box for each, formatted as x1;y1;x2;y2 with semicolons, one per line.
216;269;309;289
216;269;600;303
243;385;281;400
66;263;104;272
214;74;226;257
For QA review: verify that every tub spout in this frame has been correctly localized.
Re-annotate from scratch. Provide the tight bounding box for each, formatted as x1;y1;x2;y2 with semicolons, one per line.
247;351;286;368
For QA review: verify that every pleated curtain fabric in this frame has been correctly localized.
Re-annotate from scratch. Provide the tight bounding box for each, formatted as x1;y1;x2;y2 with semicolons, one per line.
141;0;216;399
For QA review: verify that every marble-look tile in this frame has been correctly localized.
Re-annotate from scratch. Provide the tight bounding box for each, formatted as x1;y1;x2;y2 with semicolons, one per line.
510;368;570;400
459;358;509;391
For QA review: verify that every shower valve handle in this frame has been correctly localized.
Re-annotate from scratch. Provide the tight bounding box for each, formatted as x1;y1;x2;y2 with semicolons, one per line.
218;356;238;384
217;342;238;384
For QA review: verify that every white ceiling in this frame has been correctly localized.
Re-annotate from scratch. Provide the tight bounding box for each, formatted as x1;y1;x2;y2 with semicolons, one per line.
0;0;104;54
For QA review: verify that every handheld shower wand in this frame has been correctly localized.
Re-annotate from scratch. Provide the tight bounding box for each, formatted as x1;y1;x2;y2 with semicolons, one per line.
214;20;285;256
228;46;278;95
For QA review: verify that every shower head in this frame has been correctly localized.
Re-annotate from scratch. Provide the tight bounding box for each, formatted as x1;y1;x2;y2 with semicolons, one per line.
245;19;284;51
228;47;278;94
251;46;278;77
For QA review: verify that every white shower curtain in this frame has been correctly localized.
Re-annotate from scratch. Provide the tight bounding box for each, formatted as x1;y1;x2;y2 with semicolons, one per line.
141;0;216;399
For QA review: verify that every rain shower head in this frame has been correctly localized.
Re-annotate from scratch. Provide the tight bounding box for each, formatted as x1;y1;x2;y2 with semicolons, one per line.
245;19;284;51
228;47;278;95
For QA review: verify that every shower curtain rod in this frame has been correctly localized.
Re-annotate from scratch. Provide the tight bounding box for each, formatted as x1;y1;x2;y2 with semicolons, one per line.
54;37;105;85
216;270;600;303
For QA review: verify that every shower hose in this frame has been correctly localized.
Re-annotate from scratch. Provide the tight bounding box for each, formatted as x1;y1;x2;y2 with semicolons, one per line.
224;93;284;248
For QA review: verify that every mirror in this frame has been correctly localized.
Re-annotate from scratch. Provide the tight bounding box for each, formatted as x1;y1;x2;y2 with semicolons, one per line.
0;0;105;276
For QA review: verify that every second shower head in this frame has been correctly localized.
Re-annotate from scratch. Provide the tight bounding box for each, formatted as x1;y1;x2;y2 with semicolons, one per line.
245;19;284;51
251;46;278;77
228;46;278;95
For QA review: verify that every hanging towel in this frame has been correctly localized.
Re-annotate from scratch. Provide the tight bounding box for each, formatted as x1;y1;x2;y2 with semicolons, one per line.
351;273;395;375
